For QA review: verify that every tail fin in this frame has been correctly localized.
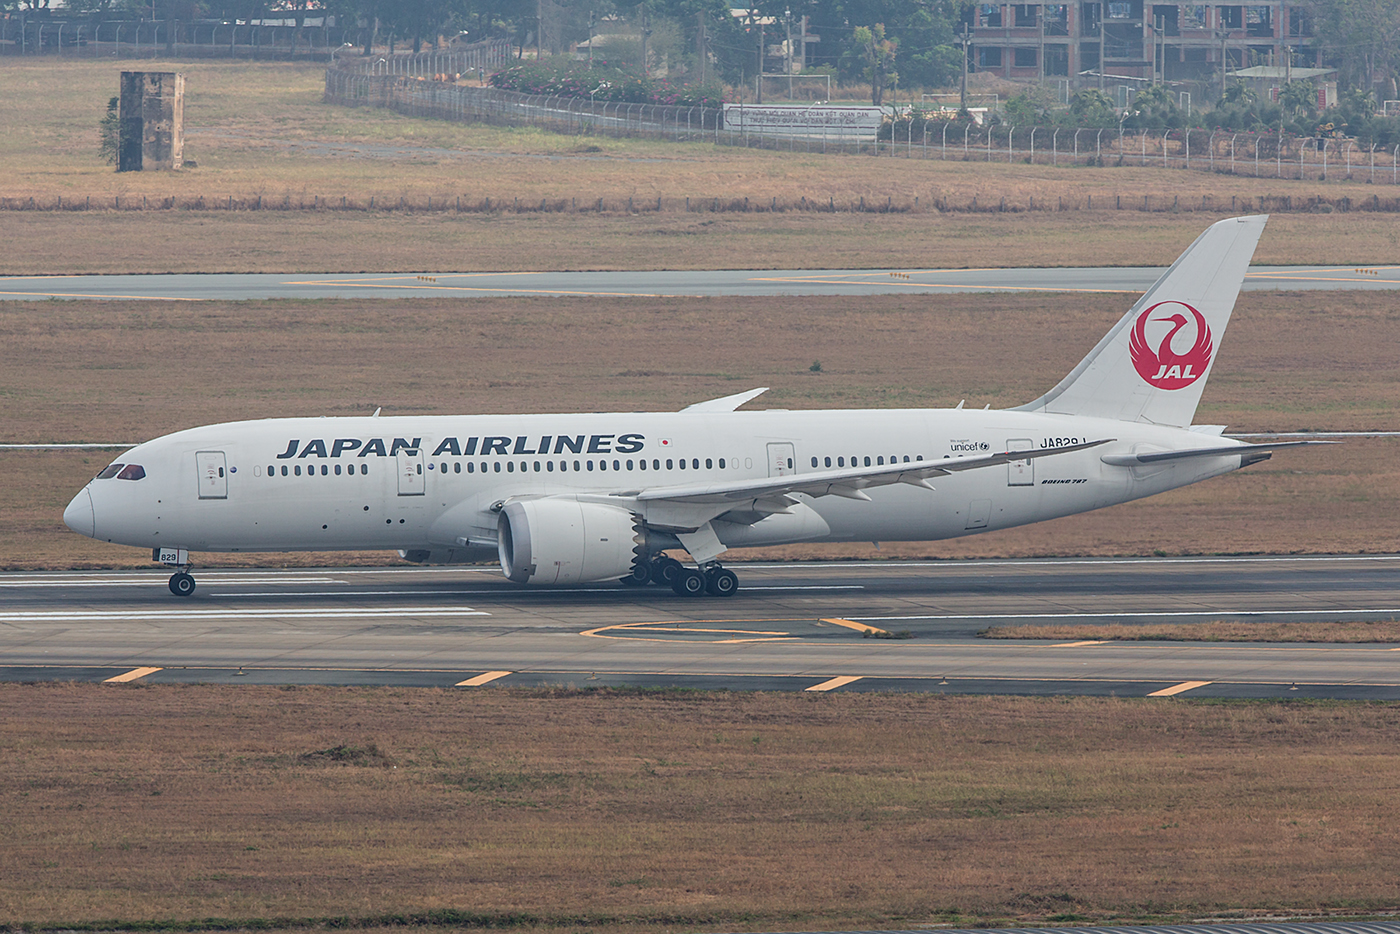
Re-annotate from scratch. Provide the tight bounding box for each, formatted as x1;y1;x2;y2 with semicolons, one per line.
1014;214;1267;428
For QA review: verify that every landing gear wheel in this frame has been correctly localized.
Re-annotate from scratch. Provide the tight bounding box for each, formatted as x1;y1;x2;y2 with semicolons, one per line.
621;562;651;586
705;568;739;597
168;572;196;597
671;567;707;597
652;556;682;586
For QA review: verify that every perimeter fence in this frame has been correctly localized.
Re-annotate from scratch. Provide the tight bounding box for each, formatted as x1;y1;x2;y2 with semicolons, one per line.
324;68;1400;185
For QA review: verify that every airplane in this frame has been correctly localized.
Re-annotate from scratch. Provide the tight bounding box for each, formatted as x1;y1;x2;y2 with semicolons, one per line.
64;214;1320;598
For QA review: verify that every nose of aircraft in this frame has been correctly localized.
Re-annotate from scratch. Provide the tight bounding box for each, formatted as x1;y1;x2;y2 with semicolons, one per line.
64;488;95;538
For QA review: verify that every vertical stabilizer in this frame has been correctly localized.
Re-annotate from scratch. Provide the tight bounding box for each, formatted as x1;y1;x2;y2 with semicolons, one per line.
1014;215;1267;427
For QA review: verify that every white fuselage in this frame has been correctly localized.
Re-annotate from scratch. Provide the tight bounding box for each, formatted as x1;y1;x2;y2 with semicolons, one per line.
67;408;1244;561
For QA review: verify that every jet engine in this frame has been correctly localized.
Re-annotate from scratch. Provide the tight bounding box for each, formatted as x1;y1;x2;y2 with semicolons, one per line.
497;498;646;585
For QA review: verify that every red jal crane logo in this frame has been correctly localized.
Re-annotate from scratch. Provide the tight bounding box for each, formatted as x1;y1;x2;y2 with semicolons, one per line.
1129;301;1213;390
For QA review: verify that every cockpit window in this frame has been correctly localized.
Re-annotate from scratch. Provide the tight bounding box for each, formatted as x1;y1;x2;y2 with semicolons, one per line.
95;464;124;480
116;464;146;481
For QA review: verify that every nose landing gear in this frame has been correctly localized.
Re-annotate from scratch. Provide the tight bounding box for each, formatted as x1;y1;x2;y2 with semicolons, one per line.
154;548;196;597
168;571;196;597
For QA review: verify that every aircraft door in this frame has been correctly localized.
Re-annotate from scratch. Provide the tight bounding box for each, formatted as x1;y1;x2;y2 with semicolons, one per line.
1007;439;1034;487
196;451;228;499
397;449;425;495
767;442;796;477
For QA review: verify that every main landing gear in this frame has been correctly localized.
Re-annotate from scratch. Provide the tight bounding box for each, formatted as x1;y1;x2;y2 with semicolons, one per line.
620;555;738;598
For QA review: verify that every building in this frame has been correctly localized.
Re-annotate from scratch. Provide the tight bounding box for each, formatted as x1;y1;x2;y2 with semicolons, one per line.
964;1;1322;90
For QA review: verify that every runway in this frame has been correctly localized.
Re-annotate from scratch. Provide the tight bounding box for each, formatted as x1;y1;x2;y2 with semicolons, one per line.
4;555;1400;697
0;264;1396;301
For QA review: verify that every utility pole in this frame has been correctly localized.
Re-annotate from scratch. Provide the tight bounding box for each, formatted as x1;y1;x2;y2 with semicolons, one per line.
697;11;706;84
756;15;764;102
639;3;649;78
1218;26;1228;98
960;22;970;109
1098;3;1105;90
588;9;595;67
537;0;543;59
1038;1;1045;85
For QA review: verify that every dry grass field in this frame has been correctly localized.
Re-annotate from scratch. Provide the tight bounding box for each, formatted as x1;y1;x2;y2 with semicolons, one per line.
983;621;1400;642
4;290;1398;570
3;58;1400;272
5;686;1400;931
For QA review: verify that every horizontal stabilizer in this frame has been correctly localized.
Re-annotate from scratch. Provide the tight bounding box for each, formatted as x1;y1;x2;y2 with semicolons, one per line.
1100;439;1332;466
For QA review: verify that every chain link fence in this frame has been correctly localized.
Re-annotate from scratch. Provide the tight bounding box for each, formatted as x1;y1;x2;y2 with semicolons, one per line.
325;67;1400;185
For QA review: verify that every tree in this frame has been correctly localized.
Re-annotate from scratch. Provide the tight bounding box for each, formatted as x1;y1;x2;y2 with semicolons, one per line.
1068;88;1117;126
1305;0;1400;94
852;23;896;105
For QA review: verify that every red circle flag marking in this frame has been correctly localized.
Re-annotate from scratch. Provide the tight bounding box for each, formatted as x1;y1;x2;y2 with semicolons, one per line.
1128;301;1213;390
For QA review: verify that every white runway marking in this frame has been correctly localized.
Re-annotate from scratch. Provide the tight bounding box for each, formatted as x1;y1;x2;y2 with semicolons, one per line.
0;578;345;588
0;607;489;622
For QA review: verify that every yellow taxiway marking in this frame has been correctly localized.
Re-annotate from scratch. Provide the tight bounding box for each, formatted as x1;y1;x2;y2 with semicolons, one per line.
821;617;890;635
103;666;162;683
1051;640;1106;647
1147;680;1213;697
456;670;512;687
805;675;863;692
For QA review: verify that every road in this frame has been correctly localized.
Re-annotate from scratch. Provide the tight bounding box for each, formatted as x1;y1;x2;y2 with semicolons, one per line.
0;265;1396;301
4;555;1399;697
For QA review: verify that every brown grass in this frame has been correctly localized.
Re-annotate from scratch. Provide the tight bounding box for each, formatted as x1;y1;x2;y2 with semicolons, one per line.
4;686;1400;929
4;58;1400;272
982;621;1400;642
3;210;1399;274
4;290;1399;570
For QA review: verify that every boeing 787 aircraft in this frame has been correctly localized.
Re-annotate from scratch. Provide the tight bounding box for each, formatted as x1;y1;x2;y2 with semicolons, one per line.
64;215;1315;597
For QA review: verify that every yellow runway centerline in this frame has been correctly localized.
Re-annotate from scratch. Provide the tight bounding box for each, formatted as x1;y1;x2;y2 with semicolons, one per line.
103;666;162;683
456;670;512;687
1051;640;1106;647
805;675;863;692
1148;680;1213;697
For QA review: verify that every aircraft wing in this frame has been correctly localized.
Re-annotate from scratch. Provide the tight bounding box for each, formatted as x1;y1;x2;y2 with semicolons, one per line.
635;438;1112;506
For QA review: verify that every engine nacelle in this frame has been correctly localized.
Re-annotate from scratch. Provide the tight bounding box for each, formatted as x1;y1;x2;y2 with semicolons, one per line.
497;498;643;585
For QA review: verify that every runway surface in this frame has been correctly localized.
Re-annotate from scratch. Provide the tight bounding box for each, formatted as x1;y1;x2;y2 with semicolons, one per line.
1;265;1396;301
5;555;1400;697
765;924;1400;934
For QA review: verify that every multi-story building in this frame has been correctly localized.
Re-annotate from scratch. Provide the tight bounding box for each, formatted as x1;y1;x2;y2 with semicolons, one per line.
964;1;1322;90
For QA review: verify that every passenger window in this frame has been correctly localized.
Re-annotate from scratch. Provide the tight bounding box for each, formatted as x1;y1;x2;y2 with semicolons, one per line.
693;459;701;469
639;459;646;470
678;459;686;470
493;462;501;473
507;462;515;472
547;461;554;472
441;462;447;473
837;457;844;467
534;461;541;472
468;462;475;473
282;466;289;476
786;458;792;469
811;457;818;468
95;464;124;480
574;460;581;471
599;460;607;471
653;459;661;470
613;459;620;471
454;462;461;474
627;459;634;470
360;464;368;475
335;464;343;475
266;465;273;477
587;460;594;471
877;456;884;466
666;459;673;469
825;457;832;467
294;465;302;476
903;455;910;463
864;456;871;467
116;464;145;481
718;458;725;469
707;458;714;469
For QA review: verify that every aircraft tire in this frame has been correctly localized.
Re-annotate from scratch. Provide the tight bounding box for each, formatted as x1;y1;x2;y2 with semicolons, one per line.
168;572;196;597
671;567;707;597
621;562;651;586
705;568;739;597
652;556;682;586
